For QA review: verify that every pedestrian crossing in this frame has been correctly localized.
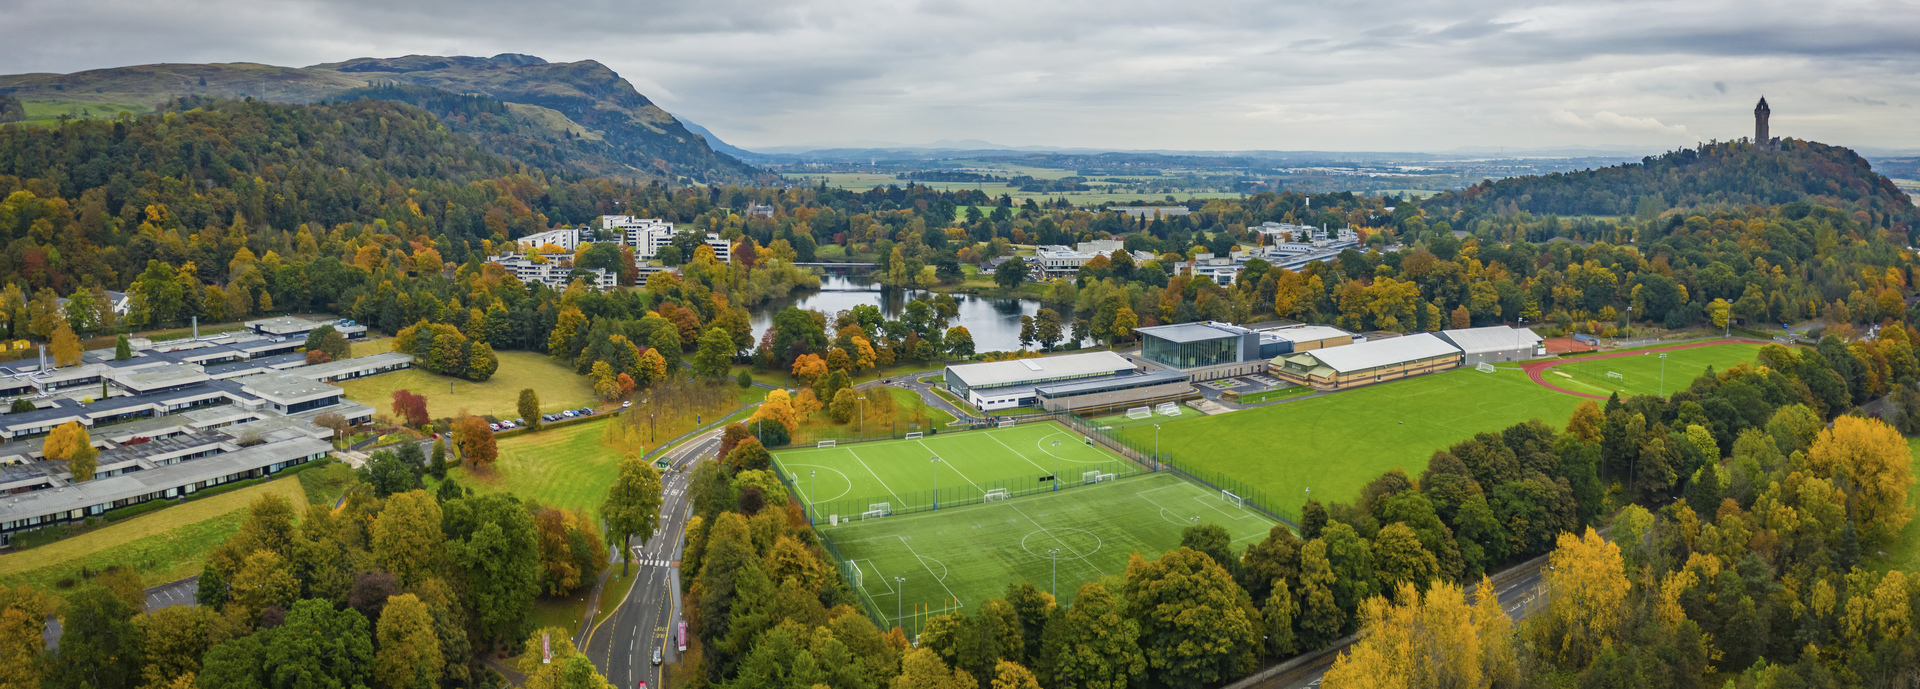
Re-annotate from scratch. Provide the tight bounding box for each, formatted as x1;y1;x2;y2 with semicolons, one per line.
632;558;676;568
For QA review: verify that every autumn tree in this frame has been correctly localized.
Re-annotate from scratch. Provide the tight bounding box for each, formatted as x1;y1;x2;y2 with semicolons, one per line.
373;490;445;587
0;585;51;688
1535;527;1630;666
792;353;828;384
893;647;975;689
391;389;430;426
454;416;498;467
1565;400;1603;444
1123;548;1261;689
1805;415;1914;544
49;323;82;366
1036;582;1144;689
694;326;735;381
1322;577;1517;688
518;388;542;431
44;420;99;482
603;455;664;576
375;593;443;689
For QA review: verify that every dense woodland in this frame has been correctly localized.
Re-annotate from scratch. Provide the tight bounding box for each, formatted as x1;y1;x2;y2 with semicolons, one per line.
3;96;1920;689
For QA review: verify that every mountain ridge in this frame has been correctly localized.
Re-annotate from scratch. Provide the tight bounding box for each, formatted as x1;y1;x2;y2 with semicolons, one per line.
0;53;762;184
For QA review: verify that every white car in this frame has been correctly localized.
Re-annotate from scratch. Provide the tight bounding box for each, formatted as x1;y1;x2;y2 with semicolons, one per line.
562;411;576;418
488;423;500;431
622;400;632;408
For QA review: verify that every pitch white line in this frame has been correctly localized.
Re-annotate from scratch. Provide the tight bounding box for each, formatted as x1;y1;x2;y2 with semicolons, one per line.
919;439;985;494
897;536;965;610
985;430;1055;474
846;447;908;507
1007;502;1104;575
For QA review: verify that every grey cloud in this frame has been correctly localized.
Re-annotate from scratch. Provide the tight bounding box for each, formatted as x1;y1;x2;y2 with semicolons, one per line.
2;0;1917;150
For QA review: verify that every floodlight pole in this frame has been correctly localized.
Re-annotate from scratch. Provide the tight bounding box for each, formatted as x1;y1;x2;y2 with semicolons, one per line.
1154;424;1161;470
1658;353;1667;396
896;577;906;629
858;396;867;439
1051;440;1060;491
810;470;816;522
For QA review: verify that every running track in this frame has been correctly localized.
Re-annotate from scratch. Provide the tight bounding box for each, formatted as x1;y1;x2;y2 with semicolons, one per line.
1519;338;1770;399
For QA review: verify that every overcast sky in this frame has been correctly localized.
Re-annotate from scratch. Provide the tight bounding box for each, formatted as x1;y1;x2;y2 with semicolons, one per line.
4;0;1918;153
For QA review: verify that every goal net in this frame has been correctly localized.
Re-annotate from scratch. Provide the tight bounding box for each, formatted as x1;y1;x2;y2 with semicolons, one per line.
1095;473;1115;483
1156;402;1182;417
984;488;1010;501
1083;470;1102;485
997;419;1016;429
1476;363;1496;373
867;502;892;516
817;440;837;449
850;563;863;587
1126;406;1152;420
1606;371;1624;382
862;509;887;520
1221;490;1245;507
904;431;924;440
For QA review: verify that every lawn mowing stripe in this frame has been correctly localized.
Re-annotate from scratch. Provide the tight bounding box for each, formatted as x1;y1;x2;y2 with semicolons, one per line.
845;447;909;508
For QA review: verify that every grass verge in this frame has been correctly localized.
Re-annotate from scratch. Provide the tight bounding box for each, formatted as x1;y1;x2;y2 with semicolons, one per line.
335;349;597;420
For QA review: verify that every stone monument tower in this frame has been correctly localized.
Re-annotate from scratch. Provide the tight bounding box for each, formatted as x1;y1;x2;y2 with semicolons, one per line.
1755;97;1771;149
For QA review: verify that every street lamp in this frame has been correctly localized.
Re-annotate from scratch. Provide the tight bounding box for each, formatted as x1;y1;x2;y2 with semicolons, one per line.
857;395;867;439
1154;424;1161;469
810;470;817;521
931;455;941;509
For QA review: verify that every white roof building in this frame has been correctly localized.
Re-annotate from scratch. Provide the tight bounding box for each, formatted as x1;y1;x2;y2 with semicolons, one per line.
1303;333;1462;374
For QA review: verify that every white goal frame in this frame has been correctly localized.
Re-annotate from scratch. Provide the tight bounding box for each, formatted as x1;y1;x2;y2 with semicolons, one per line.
997;419;1016;429
904;431;924;440
1156;402;1182;417
851;563;863;587
1476;363;1496;373
984;488;1010;501
1126;406;1152;420
867;502;892;516
862;509;887;520
817;440;837;448
1095;473;1115;483
1606;371;1625;382
1221;490;1245;507
1083;470;1103;485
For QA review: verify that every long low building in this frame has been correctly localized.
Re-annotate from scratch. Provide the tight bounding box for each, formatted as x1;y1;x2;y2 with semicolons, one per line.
944;351;1143;411
1032;370;1193;412
1270;333;1464;390
1437;326;1545;366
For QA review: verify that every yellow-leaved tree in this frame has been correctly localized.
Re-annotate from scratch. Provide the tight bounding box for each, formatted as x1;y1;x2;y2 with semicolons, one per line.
1536;527;1630;666
44;420;98;482
1322;577;1517;689
1806;415;1914;545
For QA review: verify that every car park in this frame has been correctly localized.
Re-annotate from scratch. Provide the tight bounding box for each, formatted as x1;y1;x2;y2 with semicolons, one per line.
562;411;575;418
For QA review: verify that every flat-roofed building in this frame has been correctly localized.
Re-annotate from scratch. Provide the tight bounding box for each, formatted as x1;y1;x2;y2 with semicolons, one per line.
943;351;1138;411
238;373;343;415
1135;321;1272;381
1270;333;1462;390
291;352;414;382
1032;369;1193;412
1436;326;1545;366
245;316;368;340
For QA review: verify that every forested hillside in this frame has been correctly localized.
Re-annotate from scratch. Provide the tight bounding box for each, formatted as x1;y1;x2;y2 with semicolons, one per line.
1422;140;1917;233
0;53;762;184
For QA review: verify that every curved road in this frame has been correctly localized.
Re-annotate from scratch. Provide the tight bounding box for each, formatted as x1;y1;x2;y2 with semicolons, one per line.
582;428;725;688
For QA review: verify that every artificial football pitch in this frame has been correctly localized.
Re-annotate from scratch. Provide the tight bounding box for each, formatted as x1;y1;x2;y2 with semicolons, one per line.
1544;343;1765;399
819;471;1277;633
772;421;1142;520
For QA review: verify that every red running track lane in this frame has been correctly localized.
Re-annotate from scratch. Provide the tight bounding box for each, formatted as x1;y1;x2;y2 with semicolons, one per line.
1519;338;1769;399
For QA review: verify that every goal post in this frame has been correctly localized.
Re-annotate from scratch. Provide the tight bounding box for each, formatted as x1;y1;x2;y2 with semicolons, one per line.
984;488;1009;501
1221;489;1244;507
1155;402;1182;417
861;509;886;520
850;563;863;587
1125;406;1152;420
1096;473;1115;483
817;440;837;448
904;431;924;440
997;419;1016;429
1606;371;1624;382
867;502;892;516
1476;362;1496;373
1083;470;1102;485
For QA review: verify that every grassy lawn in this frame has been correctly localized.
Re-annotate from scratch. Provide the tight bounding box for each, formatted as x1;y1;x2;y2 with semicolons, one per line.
1540;343;1765;398
296;461;359;507
1111;368;1588;521
10;100;153;128
335;350;597;420
350;336;393;359
0;476;308;596
1233;386;1314;404
453;418;619;519
821;471;1275;636
1875;437;1920;573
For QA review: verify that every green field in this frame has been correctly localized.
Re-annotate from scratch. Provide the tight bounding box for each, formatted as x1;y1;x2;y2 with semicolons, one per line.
1544;343;1765;398
774;421;1139;519
822;471;1276;633
453;417;619;519
0;475;308;596
1112;368;1587;521
1877;437;1920;574
335;349;597;420
8;100;154;128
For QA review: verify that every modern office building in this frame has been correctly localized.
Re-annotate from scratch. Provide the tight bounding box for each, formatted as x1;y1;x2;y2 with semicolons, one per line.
1134;322;1283;381
486;255;619;290
1032;369;1193;412
245;315;368;340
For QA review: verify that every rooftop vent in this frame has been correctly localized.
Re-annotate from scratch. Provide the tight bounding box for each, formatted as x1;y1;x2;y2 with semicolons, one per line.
1020;360;1043;371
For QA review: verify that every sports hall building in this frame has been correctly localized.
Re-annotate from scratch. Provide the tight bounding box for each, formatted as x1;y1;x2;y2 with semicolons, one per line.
943;351;1190;412
1269;333;1464;391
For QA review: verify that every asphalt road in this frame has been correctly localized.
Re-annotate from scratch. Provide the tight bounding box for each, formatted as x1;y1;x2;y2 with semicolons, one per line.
583;429;722;689
1248;561;1550;689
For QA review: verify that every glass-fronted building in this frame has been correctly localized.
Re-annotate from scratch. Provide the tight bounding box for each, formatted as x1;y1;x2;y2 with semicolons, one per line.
1136;322;1261;369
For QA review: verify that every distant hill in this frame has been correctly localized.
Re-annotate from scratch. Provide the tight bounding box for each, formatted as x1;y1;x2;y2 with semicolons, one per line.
1422;139;1917;231
673;115;759;161
0;53;763;184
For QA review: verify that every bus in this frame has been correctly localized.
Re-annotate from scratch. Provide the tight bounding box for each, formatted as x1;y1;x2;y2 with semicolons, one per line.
676;621;687;652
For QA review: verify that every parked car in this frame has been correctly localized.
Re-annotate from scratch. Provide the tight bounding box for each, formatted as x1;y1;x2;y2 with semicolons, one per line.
579;408;594;416
562;411;575;418
488;423;500;431
622;400;632;408
651;648;661;666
